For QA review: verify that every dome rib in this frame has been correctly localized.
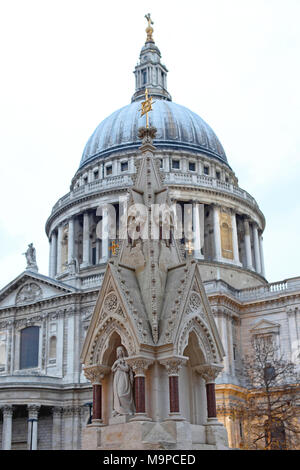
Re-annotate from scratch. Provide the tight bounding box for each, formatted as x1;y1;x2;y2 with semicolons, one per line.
79;100;228;169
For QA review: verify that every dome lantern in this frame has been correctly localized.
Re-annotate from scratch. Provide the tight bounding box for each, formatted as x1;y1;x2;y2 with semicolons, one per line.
131;14;172;103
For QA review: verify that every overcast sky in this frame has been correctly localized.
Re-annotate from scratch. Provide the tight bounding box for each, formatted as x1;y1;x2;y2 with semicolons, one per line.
0;0;299;287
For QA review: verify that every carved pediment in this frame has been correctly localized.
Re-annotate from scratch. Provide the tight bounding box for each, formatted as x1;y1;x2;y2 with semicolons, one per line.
159;261;225;364
250;319;280;334
0;272;75;309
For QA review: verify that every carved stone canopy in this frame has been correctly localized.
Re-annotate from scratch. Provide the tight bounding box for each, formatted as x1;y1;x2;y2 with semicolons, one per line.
83;364;110;385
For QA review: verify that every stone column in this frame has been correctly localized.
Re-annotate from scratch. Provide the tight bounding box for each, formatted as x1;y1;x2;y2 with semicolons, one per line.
93;384;102;422
101;207;109;261
67;217;75;264
27;404;40;450
259;235;266;277
253;224;262;274
52;407;62;450
192;202;204;260
231;212;240;264
160;357;187;420
83;365;110;425
196;365;222;421
56;225;63;275
49;231;57;278
243;219;253;270
213;205;222;262
82;212;90;267
72;406;81;450
62;407;74;449
127;357;153;421
96;239;101;263
220;311;230;376
2;405;13;450
228;317;235;377
287;307;299;362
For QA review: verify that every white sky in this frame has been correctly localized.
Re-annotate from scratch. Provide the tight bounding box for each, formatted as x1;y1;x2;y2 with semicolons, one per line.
0;0;299;287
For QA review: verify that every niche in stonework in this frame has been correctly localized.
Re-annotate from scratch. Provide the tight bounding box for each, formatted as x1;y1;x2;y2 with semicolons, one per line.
220;211;233;260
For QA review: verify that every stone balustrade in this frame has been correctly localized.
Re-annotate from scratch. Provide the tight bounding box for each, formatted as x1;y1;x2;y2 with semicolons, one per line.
50;171;258;217
81;273;105;289
204;277;300;302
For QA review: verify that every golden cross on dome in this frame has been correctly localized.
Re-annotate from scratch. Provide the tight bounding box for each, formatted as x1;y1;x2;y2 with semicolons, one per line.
145;13;154;42
140;88;154;128
109;240;119;256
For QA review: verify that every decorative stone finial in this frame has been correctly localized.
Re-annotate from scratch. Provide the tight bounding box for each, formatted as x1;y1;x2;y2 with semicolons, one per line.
145;13;154;42
138;126;157;150
23;243;38;272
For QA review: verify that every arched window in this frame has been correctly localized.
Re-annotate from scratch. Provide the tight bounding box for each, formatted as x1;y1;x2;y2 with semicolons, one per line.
20;326;39;369
49;336;57;361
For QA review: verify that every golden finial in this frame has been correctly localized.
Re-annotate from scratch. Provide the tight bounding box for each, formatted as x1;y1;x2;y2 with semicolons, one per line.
145;13;154;42
140;88;154;128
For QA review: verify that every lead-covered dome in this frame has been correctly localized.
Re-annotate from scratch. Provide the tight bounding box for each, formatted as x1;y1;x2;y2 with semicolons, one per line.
80;100;228;169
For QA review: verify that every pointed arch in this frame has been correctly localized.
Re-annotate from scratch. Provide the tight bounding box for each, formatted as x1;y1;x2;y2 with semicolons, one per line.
176;316;218;363
88;317;138;366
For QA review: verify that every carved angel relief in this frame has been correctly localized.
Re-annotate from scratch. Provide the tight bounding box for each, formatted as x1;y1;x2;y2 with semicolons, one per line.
16;283;42;305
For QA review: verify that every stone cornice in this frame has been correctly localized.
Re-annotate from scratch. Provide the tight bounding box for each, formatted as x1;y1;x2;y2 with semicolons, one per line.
208;291;300;312
46;187;129;235
0;290;98;316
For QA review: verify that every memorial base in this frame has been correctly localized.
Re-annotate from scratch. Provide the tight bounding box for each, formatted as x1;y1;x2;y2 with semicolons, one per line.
82;420;229;450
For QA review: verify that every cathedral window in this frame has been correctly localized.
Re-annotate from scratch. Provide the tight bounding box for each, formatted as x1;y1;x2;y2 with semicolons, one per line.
172;159;180;170
93;170;99;180
204;166;209;175
142;69;147;85
49;336;57;362
106;165;112;176
216;171;221;180
254;334;275;349
20;326;39;369
189;162;196;172
121;161;128;172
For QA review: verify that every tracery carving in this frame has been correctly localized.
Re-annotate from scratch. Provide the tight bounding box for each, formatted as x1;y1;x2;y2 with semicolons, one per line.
189;292;202;311
104;293;118;312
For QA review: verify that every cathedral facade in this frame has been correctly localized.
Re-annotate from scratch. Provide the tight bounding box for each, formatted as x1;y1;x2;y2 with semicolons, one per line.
0;19;299;450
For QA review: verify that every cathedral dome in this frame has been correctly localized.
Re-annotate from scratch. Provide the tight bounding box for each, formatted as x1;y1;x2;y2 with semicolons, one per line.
80;99;228;169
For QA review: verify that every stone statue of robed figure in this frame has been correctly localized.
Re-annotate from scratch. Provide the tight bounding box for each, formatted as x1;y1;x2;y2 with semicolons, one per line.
111;346;135;416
